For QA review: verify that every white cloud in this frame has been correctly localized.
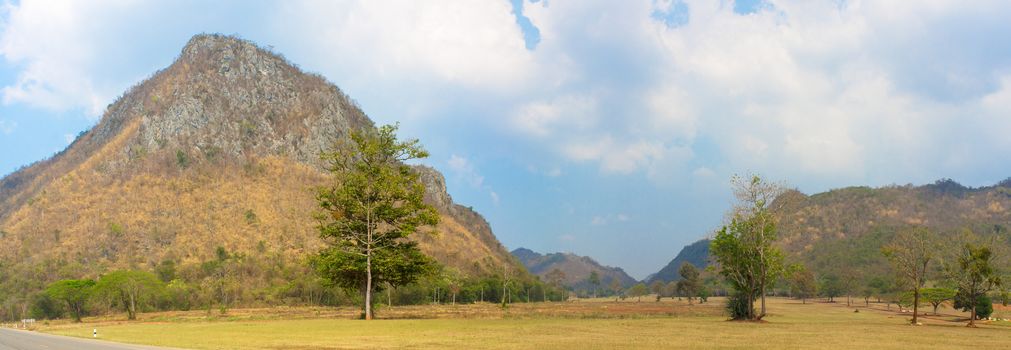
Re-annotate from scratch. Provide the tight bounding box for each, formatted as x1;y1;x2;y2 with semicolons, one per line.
447;154;484;188
447;154;502;206
511;94;598;138
275;0;535;92
0;119;15;134
3;0;1010;190
0;0;139;117
591;213;630;226
63;133;74;144
692;167;715;178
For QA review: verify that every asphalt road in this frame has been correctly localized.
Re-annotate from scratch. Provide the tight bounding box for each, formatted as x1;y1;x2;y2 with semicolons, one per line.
0;327;178;350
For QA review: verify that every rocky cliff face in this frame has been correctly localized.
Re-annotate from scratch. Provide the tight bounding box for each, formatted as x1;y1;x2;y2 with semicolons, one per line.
0;34;519;282
134;34;371;168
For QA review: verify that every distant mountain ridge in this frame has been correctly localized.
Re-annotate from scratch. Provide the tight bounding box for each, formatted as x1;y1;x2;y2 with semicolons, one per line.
512;248;637;290
646;239;710;284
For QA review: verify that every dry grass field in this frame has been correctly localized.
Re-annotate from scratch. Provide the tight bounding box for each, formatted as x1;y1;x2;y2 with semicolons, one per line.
38;297;1011;349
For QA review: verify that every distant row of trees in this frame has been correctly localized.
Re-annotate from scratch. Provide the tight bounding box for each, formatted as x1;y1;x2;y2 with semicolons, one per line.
575;262;715;303
23;261;567;323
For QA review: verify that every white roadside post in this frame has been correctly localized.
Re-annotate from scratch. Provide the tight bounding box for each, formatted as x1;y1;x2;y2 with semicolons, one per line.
94;328;98;338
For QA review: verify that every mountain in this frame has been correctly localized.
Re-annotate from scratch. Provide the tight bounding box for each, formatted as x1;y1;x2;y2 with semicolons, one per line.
774;179;1011;278
649;178;1011;281
645;239;710;284
511;248;637;290
0;34;522;296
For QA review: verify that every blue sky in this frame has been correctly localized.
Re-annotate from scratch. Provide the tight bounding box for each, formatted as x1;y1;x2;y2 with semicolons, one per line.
3;0;1011;278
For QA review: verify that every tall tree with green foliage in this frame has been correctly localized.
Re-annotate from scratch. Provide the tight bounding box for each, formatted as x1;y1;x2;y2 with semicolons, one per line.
588;271;601;299
710;175;785;320
315;124;439;320
819;273;844;302
946;238;1002;327
609;278;623;301
677;263;701;304
45;279;94;322
650;280;664;302
789;267;817;304
94;270;163;320
882;226;939;325
546;269;566;290
628;283;649;302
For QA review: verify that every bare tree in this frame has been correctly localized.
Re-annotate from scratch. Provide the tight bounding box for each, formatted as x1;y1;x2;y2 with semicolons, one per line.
882;226;939;325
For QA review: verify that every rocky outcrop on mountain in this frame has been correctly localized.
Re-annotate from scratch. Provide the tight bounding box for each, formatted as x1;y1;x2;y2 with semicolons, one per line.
0;34;520;288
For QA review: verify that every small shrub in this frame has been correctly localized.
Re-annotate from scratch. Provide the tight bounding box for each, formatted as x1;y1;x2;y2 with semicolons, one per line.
725;292;752;320
976;295;994;319
108;222;124;237
244;209;258;225
176;150;190;168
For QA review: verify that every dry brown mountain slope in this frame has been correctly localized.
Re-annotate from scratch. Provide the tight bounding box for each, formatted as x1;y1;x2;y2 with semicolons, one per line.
0;34;520;283
773;179;1011;256
646;179;1011;283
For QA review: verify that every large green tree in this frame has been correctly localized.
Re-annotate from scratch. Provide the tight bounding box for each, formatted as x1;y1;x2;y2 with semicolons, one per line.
946;238;1002;327
650;280;664;302
710;175;785;320
94;270;163;320
315;124;439;320
789;266;817;304
45;279;95;322
588;271;601;299
628;283;649;302
882;226;939;325
676;263;701;304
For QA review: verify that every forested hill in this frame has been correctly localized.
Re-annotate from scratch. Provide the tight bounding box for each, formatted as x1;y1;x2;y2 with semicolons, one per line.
646;239;710;284
774;178;1011;256
649;178;1011;282
774;178;1011;279
512;248;637;291
0;34;524;301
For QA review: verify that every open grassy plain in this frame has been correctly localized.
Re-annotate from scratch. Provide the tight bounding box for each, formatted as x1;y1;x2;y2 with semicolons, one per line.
39;297;1011;349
